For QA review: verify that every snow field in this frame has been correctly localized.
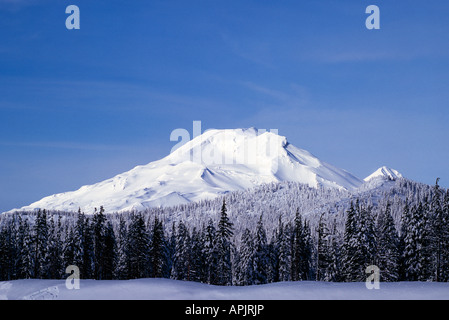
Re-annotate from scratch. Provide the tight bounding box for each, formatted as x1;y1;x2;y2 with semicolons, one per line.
1;278;449;300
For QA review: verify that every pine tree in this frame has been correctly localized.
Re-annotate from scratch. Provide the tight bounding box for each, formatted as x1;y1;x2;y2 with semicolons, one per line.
0;226;12;280
291;209;312;281
92;206;108;280
275;216;291;282
341;201;361;281
291;209;303;281
428;179;449;281
45;215;63;279
167;221;177;279
9;218;19;280
398;199;410;281
171;221;191;281
63;226;77;270
236;228;255;286
20;220;34;279
73;209;86;276
203;219;218;284
14;215;28;279
376;202;400;282
115;215;129;280
269;236;280;283
418;198;433;281
33;209;48;278
189;227;205;282
327;220;341;282
150;216;167;278
127;213;150;279
102;220;116;279
440;189;449;281
301;219;313;280
81;216;94;279
316;214;331;281
404;202;431;281
216;198;234;285
253;215;268;285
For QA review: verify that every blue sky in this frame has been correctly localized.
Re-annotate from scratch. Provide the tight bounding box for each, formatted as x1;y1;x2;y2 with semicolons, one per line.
1;0;448;212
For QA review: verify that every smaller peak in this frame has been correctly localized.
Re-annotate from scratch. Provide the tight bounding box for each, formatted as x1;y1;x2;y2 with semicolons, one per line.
364;166;403;182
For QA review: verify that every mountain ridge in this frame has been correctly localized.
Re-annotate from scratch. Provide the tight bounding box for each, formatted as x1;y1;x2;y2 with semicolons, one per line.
6;128;402;214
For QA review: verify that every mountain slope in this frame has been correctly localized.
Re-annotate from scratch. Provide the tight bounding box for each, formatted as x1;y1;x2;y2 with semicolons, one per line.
9;128;364;214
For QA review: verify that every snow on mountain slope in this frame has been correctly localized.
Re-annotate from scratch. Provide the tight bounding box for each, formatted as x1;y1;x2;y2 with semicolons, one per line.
364;166;403;182
357;166;404;192
8;128;364;214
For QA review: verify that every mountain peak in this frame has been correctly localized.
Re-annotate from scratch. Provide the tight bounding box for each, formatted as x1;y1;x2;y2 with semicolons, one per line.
168;127;288;167
8;128;364;214
364;166;403;182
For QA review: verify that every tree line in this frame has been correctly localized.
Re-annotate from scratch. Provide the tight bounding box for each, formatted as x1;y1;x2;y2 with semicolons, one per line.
1;181;449;284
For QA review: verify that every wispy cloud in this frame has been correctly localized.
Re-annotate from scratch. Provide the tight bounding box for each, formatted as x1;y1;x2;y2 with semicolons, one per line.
239;81;309;108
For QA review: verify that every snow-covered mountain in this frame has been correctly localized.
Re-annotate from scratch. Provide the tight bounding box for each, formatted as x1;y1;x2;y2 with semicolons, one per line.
8;128;373;214
364;166;403;182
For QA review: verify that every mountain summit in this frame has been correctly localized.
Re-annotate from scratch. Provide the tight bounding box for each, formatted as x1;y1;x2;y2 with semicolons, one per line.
364;166;403;182
10;128;365;213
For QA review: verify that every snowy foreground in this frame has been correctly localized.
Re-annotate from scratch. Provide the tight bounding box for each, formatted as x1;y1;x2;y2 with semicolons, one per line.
1;278;449;300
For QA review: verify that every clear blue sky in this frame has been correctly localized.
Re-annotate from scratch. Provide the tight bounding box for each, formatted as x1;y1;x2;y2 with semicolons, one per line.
1;0;448;212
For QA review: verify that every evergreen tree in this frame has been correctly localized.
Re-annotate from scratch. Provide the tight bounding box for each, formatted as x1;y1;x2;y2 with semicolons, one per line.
14;215;28;279
291;209;303;281
398;199;410;281
404;202;431;281
63;226;77;270
253;215;268;285
441;189;449;281
171;221;191;281
45;215;63;279
20;220;34;279
73;209;86;277
428;179;449;281
150;216;167;278
419;198;433;281
127;213;150;279
291;209;312;281
167;221;177;279
327;220;342;282
267;236;279;283
376;202;400;282
203;219;218;284
102;220;116;279
341;201;362;281
301;219;313;280
81;216;94;279
92;206;108;280
189;227;205;282
216;199;234;285
0;226;12;280
33;209;48;278
236;228;255;286
115;215;129;280
316;214;331;281
275;216;291;282
403;201;419;281
9;218;19;279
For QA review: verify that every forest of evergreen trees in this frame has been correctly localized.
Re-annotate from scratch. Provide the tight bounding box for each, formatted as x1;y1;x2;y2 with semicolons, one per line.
1;180;449;284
